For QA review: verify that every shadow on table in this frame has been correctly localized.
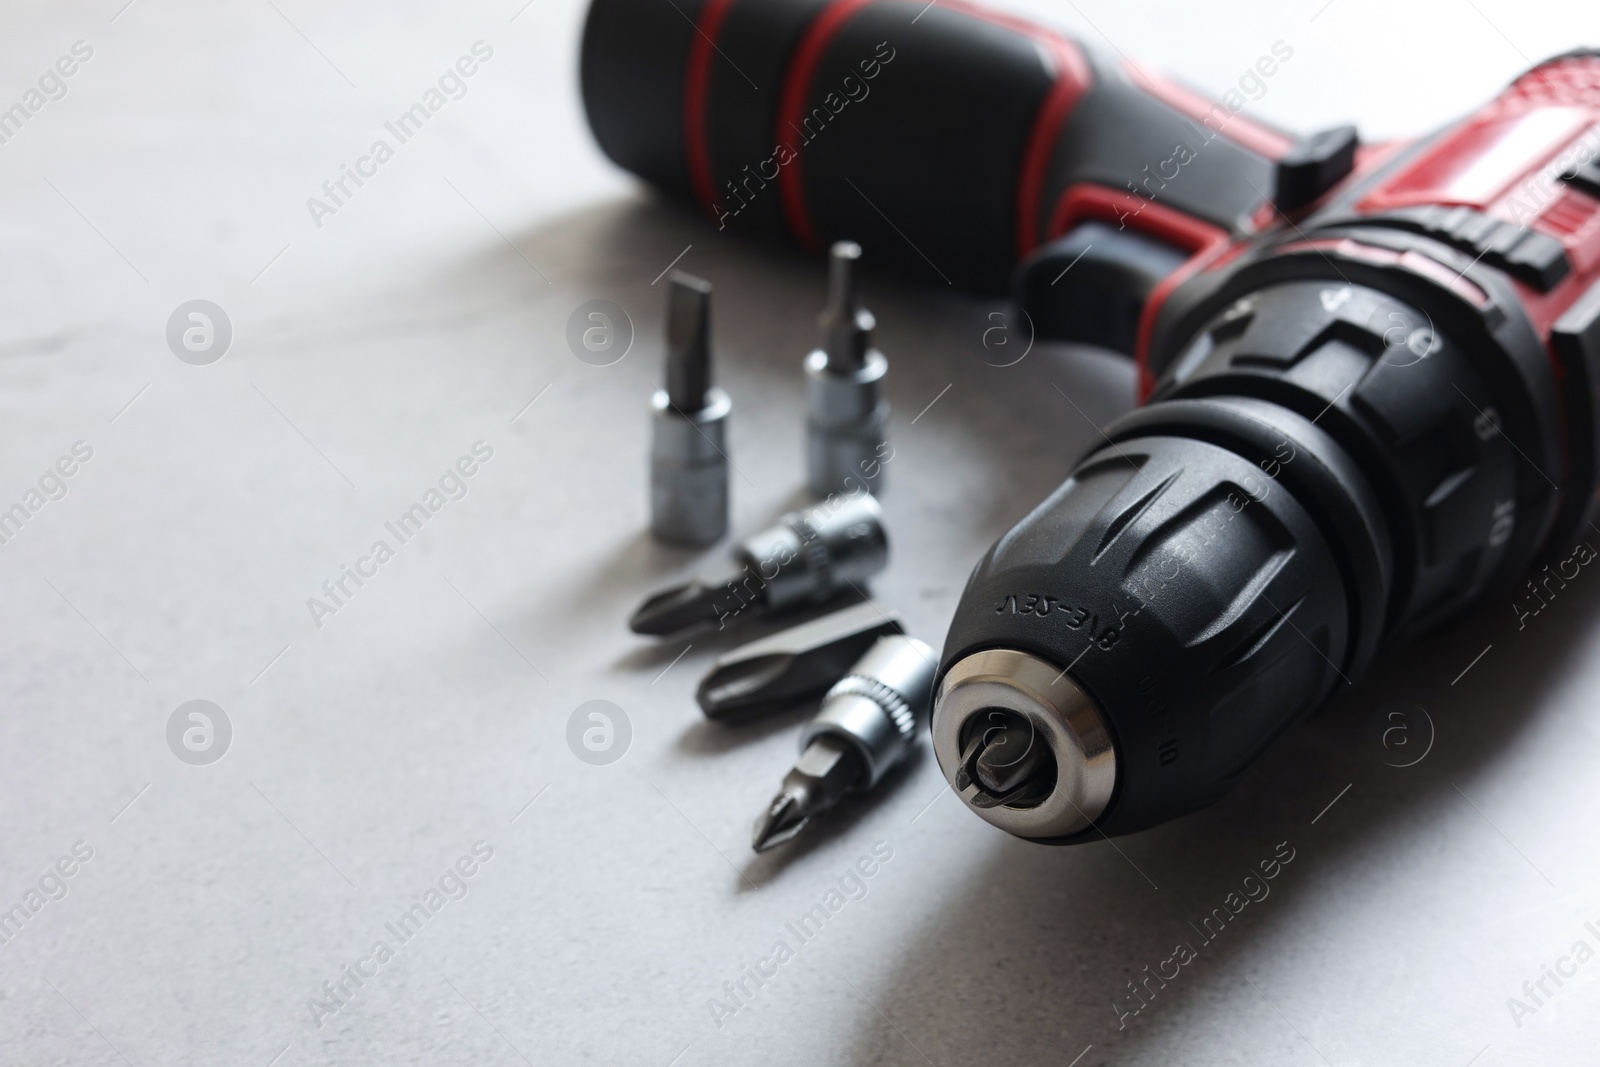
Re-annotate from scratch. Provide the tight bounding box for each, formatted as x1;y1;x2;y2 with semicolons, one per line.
476;189;1137;543
832;581;1600;1066
484;191;1134;691
448;192;1597;1064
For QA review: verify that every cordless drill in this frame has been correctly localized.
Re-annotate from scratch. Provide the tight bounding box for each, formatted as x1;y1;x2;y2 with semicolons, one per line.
580;0;1600;841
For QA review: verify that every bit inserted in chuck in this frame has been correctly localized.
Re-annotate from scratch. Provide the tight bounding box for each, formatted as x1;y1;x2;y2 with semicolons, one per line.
629;492;889;638
650;272;729;545
806;242;889;498
953;707;1056;809
752;634;934;852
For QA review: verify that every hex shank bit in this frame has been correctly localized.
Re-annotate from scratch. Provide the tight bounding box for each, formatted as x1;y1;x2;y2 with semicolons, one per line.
629;493;888;638
650;272;729;545
806;242;889;498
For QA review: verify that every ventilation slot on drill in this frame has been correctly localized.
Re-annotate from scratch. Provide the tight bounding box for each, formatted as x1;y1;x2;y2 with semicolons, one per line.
1211;592;1305;674
1092;470;1182;563
1187;549;1294;648
990;456;1145;569
1121;486;1295;650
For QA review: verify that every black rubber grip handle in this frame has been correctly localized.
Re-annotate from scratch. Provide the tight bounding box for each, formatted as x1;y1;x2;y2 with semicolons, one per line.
580;0;1298;299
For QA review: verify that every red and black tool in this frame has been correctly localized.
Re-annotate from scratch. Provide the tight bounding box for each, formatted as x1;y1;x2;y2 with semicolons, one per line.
583;0;1600;841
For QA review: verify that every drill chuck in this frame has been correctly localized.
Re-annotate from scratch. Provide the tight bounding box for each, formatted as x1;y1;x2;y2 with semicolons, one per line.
935;254;1578;841
932;649;1115;838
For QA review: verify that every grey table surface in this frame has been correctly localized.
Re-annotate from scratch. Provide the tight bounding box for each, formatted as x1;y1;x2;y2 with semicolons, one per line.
3;0;1599;1064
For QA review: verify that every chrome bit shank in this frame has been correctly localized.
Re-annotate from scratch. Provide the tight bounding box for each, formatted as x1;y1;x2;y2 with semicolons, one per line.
650;272;729;545
752;635;935;852
806;242;889;498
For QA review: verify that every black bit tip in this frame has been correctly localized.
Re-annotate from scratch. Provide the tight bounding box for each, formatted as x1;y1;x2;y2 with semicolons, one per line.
665;272;714;412
955;709;1056;809
628;579;732;637
752;734;864;852
819;241;873;372
696;602;903;721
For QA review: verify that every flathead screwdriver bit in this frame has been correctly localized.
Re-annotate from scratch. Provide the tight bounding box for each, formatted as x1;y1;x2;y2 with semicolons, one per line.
695;601;904;721
650;272;729;545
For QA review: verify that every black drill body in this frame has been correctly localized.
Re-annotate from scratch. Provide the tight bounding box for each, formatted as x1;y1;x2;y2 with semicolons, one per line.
580;0;1600;839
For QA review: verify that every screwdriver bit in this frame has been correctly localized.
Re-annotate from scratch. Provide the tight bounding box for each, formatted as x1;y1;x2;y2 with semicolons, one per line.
650;272;729;545
805;241;889;498
752;634;934;853
695;601;904;722
629;492;888;638
752;735;861;853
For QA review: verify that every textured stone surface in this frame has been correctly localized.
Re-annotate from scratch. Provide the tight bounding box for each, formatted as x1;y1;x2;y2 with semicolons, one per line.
0;1;1596;1064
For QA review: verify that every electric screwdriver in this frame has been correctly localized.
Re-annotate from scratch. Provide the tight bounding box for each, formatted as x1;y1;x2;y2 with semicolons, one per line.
580;0;1600;841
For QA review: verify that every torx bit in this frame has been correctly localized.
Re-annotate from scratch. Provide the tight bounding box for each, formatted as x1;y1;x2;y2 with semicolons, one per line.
696;601;904;722
650;272;729;545
629;492;888;638
752;634;934;852
820;240;870;372
805;241;889;498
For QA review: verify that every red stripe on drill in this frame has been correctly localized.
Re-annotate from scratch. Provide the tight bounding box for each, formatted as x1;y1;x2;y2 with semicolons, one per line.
777;0;1092;254
1043;184;1233;400
684;0;742;219
776;0;879;250
1015;38;1093;256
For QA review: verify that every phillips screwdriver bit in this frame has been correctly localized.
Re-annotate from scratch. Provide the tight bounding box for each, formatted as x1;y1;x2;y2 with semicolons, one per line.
628;492;888;638
695;601;904;722
649;272;730;545
752;634;934;853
